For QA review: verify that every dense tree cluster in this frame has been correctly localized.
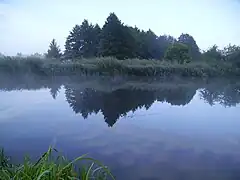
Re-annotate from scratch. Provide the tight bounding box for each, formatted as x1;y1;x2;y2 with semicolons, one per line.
61;13;200;62
45;12;240;66
202;44;240;67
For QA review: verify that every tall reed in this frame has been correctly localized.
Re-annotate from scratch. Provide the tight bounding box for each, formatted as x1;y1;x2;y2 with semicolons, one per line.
0;56;239;77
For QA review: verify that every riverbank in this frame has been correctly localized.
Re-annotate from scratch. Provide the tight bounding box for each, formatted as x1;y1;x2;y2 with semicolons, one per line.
0;148;114;180
0;57;239;77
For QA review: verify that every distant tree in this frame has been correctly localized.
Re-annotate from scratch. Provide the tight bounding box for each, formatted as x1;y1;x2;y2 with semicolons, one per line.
46;39;61;58
164;43;191;64
202;45;223;61
16;52;23;57
128;29;176;60
0;52;5;57
126;28;160;59
178;33;200;60
92;24;102;56
222;44;240;67
127;27;145;58
157;35;176;59
64;25;81;58
141;29;160;59
30;52;44;58
99;13;136;59
65;20;101;59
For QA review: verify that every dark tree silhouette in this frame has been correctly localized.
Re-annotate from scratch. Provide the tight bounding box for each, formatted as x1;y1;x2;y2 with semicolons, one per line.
64;20;101;58
64;85;197;127
178;33;201;60
46;39;61;58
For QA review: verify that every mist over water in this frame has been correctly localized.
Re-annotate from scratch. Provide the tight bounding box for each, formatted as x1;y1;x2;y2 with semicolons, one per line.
0;75;240;180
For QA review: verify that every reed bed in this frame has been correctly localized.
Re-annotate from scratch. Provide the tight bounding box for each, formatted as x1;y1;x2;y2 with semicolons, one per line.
0;56;238;77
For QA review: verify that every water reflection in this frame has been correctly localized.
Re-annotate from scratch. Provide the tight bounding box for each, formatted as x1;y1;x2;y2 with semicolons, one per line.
65;86;196;127
1;74;240;127
1;74;240;180
200;85;240;107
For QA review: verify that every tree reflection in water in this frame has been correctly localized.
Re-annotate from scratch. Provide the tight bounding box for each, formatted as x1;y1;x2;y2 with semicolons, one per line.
1;73;239;127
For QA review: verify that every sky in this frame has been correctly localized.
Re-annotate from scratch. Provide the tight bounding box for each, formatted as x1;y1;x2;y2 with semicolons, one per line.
0;0;240;55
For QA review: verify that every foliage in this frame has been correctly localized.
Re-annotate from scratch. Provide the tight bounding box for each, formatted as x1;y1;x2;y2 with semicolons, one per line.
178;33;201;60
157;35;176;59
99;13;136;59
65;20;101;59
62;13;201;61
203;44;240;67
59;12;240;68
202;45;223;61
0;56;239;77
46;39;62;59
0;147;115;180
164;43;191;64
222;44;240;67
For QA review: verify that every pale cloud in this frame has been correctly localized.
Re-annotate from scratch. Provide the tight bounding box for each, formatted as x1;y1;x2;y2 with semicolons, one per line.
0;0;240;55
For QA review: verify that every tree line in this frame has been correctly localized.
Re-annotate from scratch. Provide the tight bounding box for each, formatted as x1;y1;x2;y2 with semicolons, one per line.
46;12;240;67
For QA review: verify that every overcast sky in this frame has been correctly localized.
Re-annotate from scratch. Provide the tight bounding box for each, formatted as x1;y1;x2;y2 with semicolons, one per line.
0;0;240;55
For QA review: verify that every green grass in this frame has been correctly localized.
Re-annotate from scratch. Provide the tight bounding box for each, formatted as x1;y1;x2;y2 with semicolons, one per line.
0;56;239;77
0;148;115;180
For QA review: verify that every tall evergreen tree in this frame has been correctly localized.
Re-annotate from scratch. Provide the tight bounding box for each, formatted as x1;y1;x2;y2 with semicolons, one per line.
92;24;102;56
64;20;101;59
144;29;160;59
129;27;146;59
99;13;136;59
46;39;61;58
64;25;83;58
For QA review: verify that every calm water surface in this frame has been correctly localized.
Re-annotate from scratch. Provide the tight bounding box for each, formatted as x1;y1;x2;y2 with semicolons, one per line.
0;76;240;180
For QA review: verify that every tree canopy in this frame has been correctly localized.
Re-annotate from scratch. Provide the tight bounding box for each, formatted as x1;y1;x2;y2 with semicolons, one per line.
42;12;240;67
164;43;191;64
63;13;185;60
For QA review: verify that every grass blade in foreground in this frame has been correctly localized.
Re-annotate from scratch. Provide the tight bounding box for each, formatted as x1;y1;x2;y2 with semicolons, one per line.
0;147;115;180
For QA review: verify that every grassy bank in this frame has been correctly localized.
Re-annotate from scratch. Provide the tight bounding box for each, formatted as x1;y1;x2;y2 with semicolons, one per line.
0;148;114;180
0;56;239;77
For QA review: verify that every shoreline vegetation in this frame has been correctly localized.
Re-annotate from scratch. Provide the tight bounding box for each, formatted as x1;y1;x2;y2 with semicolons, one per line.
1;12;240;77
0;56;239;77
0;148;115;180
